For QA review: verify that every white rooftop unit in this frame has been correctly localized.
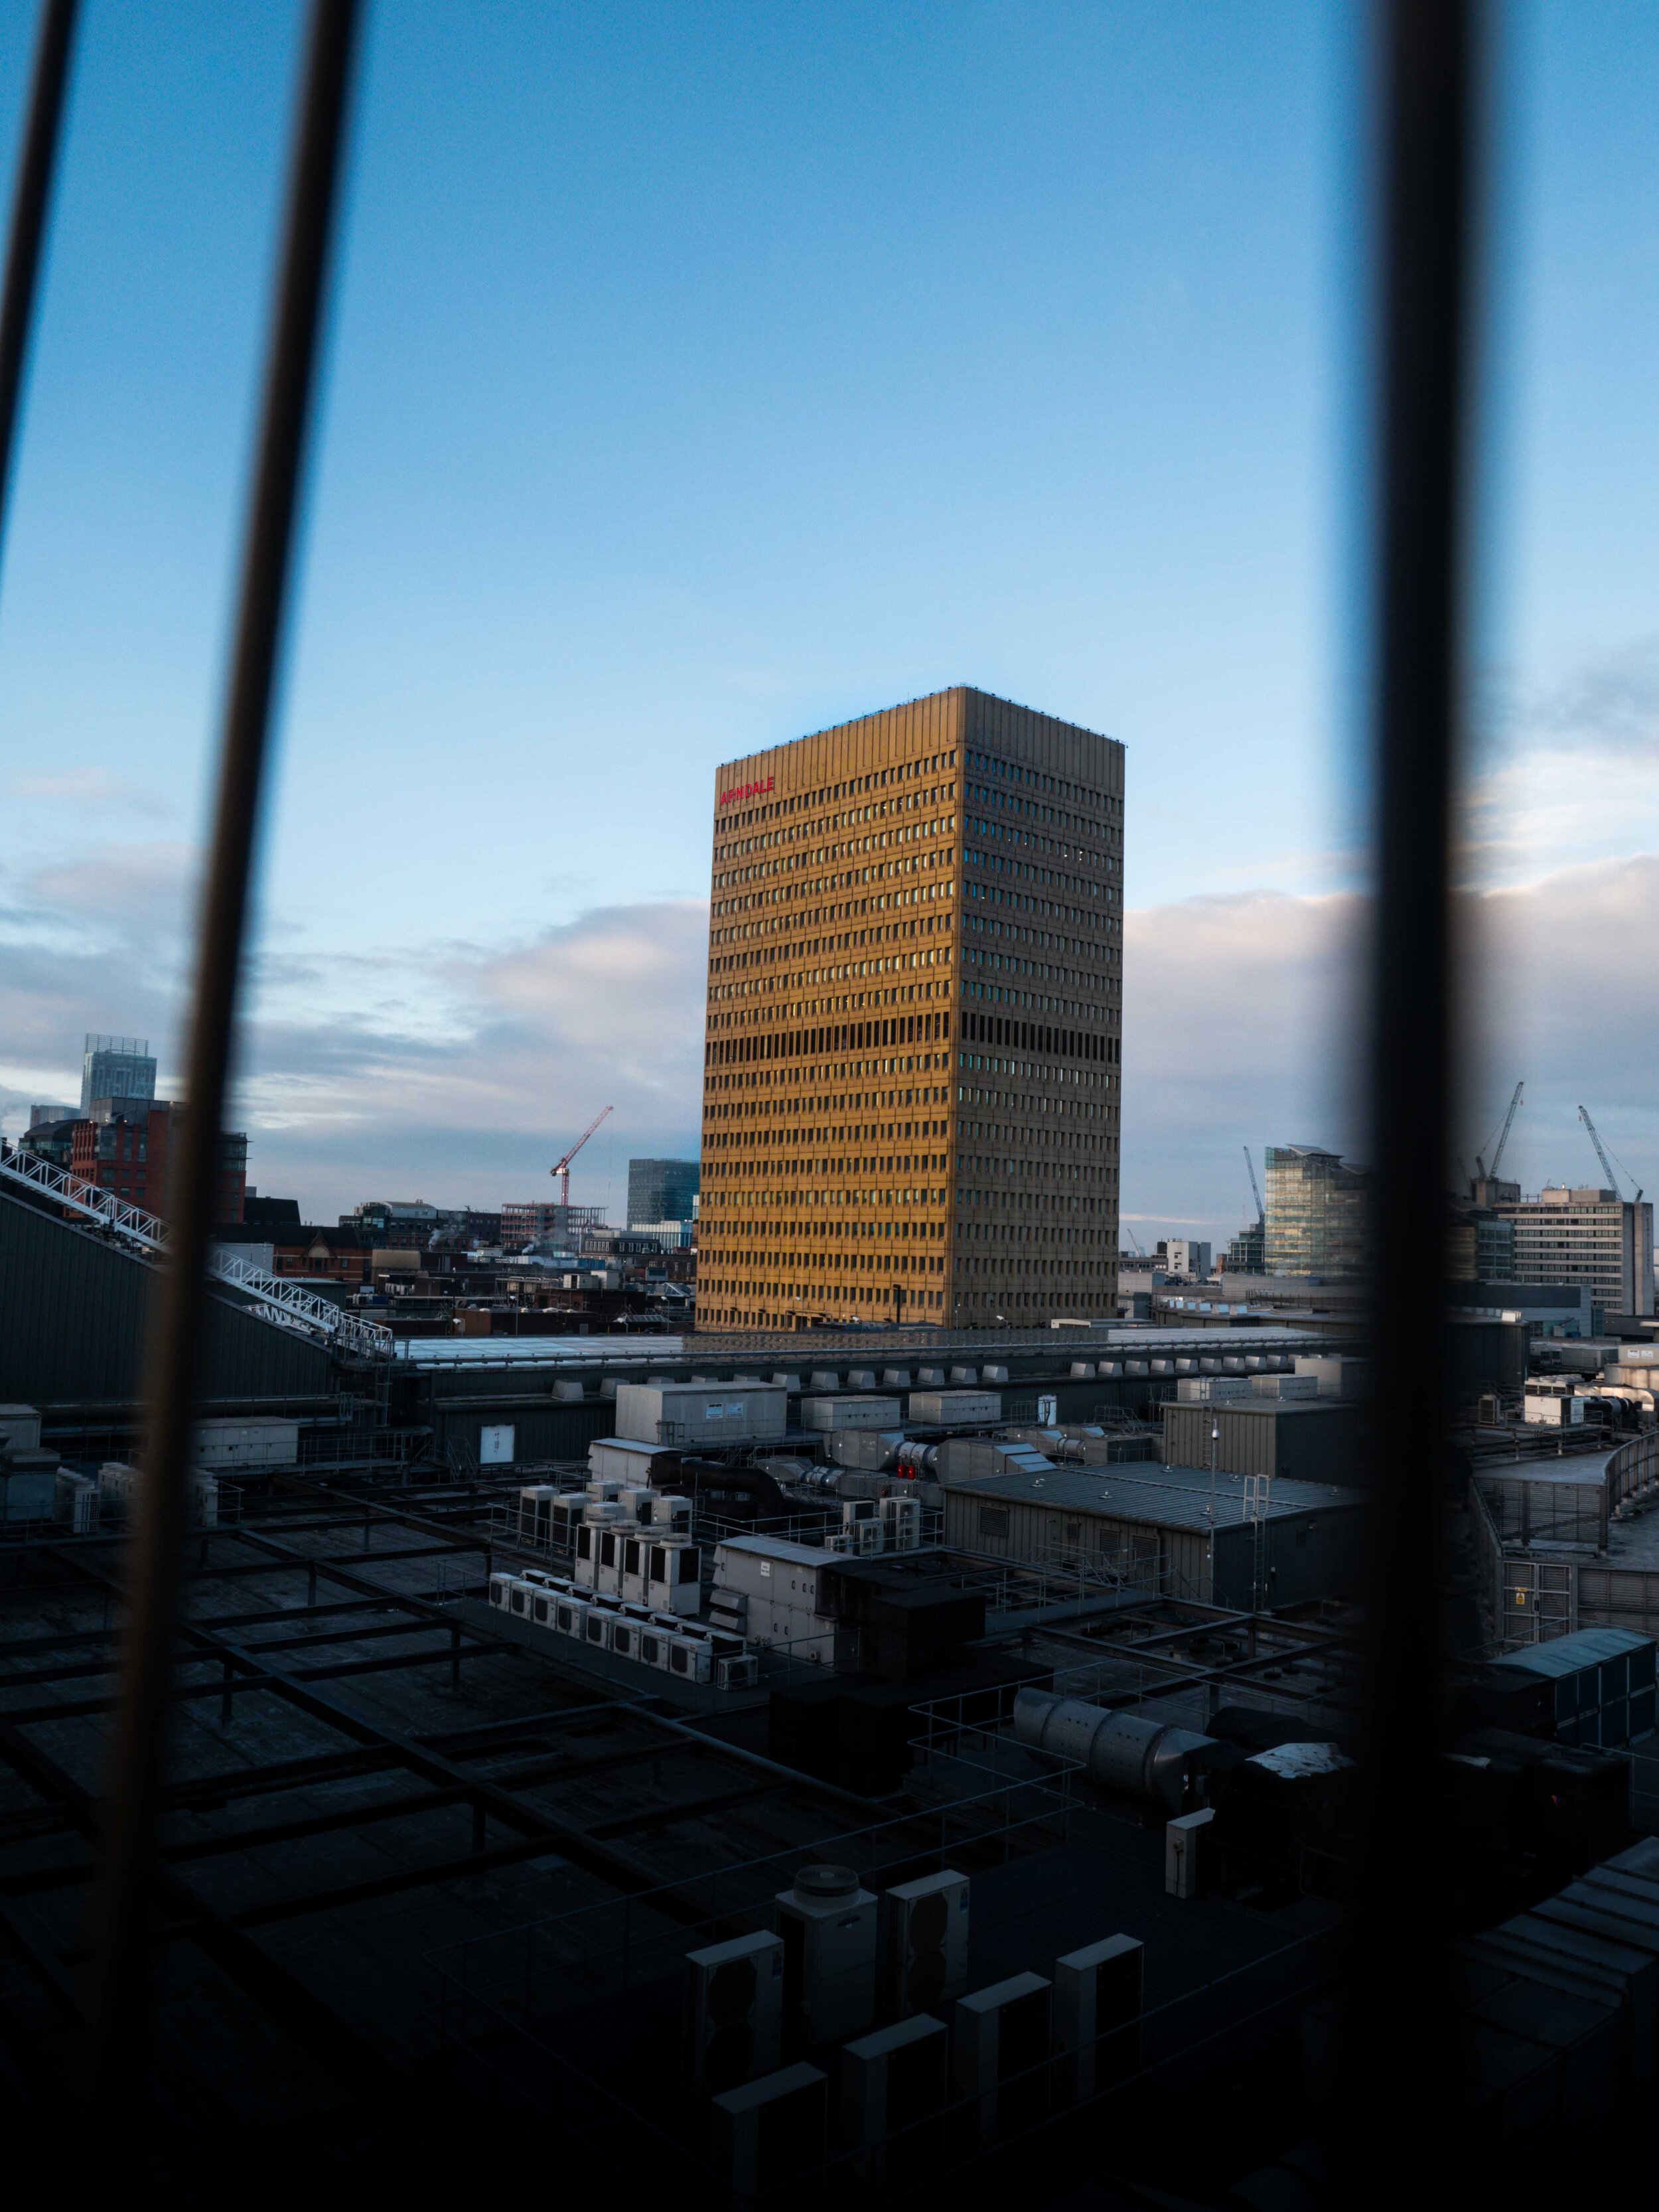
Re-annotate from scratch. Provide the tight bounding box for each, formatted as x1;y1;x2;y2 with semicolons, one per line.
880;1869;970;2017
907;1390;1001;1427
775;1864;878;2045
192;1416;300;1470
684;1929;784;2093
709;2063;827;2205
588;1436;676;1487
800;1396;903;1432
1249;1373;1319;1400
953;1972;1052;2144
839;2014;949;2190
613;1381;787;1449
1052;1935;1143;2101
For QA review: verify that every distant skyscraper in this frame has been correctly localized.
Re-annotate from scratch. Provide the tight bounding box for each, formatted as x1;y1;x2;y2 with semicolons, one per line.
1263;1145;1370;1277
697;686;1124;1329
1496;1187;1654;1318
626;1157;701;1226
80;1033;156;1116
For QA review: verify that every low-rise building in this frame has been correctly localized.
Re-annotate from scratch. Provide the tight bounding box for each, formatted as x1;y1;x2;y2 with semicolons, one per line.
940;1460;1367;1609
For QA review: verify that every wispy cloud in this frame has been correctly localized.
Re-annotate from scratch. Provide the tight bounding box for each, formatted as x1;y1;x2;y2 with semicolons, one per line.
6;767;173;817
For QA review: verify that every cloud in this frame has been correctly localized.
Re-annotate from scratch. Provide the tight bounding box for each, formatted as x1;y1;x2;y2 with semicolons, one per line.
6;767;173;816
4;840;1656;1242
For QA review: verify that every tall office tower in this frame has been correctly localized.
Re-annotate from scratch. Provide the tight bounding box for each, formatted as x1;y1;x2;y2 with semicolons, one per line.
1262;1145;1370;1276
627;1157;701;1227
80;1033;156;1116
697;687;1123;1329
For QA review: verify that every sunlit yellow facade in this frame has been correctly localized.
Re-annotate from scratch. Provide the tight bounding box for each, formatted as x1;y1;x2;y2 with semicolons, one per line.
697;687;1122;1330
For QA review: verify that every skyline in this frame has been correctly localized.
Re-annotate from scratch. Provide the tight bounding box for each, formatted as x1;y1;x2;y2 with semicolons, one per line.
3;5;1658;1239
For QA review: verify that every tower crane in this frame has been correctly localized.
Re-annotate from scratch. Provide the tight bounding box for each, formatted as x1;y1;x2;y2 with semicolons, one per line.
1474;1080;1524;1185
1243;1145;1265;1228
551;1104;613;1207
1578;1104;1642;1204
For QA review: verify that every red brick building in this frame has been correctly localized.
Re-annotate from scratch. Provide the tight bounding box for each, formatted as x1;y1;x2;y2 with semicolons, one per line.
70;1105;247;1224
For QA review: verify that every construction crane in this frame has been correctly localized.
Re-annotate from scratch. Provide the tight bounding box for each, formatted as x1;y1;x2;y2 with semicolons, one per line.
1473;1080;1524;1184
551;1104;613;1207
1243;1145;1265;1228
1579;1104;1642;1203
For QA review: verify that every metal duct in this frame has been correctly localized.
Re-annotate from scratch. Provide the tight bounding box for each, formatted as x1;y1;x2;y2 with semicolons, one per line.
1013;1688;1214;1814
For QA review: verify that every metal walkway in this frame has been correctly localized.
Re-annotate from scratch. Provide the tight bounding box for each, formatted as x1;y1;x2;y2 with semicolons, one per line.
0;1144;392;1359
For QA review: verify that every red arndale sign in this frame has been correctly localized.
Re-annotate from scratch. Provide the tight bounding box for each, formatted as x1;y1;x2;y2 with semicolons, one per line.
719;775;774;808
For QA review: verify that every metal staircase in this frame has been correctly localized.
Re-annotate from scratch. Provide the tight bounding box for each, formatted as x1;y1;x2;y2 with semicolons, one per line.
0;1143;393;1359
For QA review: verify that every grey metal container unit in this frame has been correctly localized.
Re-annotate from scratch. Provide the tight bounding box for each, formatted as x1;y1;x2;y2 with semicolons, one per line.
939;1462;1368;1609
613;1381;788;1448
1490;1625;1657;1748
1161;1399;1363;1487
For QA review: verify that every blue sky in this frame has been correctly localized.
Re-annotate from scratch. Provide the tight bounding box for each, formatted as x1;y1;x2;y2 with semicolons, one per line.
1;3;1656;1238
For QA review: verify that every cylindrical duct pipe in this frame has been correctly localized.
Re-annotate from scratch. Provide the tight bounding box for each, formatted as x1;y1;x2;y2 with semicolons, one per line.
1013;1688;1214;1814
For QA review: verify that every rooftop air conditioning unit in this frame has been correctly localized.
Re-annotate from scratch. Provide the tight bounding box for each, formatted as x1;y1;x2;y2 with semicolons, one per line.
620;1485;656;1524
609;1617;646;1663
716;1652;759;1691
710;1590;748;1636
516;1484;561;1544
839;2014;949;2191
488;1572;516;1611
880;1870;970;2018
528;1589;558;1631
585;1476;622;1501
620;1532;651;1605
775;1864;878;2046
1052;1935;1143;2101
506;1578;536;1622
879;1497;922;1554
55;1471;98;1535
664;1633;715;1684
684;1929;784;2093
648;1537;703;1617
554;1595;591;1639
593;1526;626;1596
651;1491;692;1530
954;1973;1052;2144
709;2064;826;2205
573;1522;599;1589
582;1604;618;1654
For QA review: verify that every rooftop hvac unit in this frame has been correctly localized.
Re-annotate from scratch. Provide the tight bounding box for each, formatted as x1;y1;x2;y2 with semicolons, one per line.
528;1590;557;1631
506;1579;536;1621
879;1496;923;1554
585;1477;623;1501
684;1929;784;2093
594;1527;625;1596
709;2063;826;2205
1165;1808;1214;1898
775;1864;878;2046
54;1471;98;1535
651;1491;692;1530
880;1870;970;2017
647;1538;703;1617
953;1972;1052;2144
717;1653;759;1691
553;1595;591;1639
710;1591;748;1635
516;1484;562;1544
620;1532;651;1605
839;2013;948;2189
573;1523;599;1589
1052;1935;1143;2101
582;1604;618;1653
664;1633;715;1684
620;1484;656;1523
609;1617;645;1663
829;1518;883;1558
488;1572;516;1611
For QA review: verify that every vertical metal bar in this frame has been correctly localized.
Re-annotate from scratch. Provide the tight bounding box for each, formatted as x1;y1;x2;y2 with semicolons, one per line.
0;0;78;561
1343;0;1482;2174
88;0;362;2102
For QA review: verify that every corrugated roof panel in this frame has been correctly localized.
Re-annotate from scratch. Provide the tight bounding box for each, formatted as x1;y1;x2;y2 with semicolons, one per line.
1491;1626;1654;1678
